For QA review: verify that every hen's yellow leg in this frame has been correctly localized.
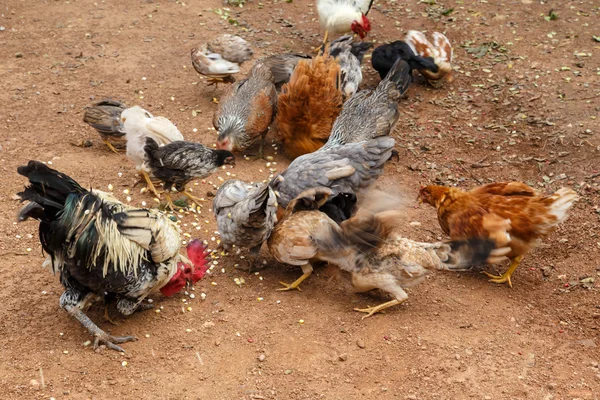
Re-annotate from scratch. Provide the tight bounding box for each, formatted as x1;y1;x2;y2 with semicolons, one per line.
103;140;121;154
354;299;403;319
482;255;523;288
278;264;313;292
142;171;161;199
182;190;206;204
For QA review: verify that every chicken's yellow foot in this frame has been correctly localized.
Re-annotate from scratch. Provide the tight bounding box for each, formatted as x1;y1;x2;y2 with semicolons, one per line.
278;264;313;292
354;299;403;319
103;140;121;154
246;133;267;161
482;255;523;288
103;305;119;326
142;171;161;199
163;192;178;211
182;190;206;205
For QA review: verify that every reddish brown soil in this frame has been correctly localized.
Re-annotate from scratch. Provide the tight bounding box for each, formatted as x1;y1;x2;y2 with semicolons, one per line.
1;0;599;399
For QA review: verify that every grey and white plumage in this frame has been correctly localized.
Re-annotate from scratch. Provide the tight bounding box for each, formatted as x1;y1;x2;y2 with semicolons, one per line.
328;35;373;98
256;53;313;91
213;180;278;254
269;136;395;209
191;34;253;82
324;59;411;147
144;138;235;192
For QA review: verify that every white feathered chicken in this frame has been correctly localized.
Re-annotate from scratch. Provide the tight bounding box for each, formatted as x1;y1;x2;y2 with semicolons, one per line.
191;34;253;86
120;106;184;198
17;161;210;352
317;0;373;46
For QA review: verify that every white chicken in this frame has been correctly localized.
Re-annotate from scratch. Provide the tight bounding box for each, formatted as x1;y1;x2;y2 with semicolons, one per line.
120;106;184;198
316;0;373;47
191;34;253;86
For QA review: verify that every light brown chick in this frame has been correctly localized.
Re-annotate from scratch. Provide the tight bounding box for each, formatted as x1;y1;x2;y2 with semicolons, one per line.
405;30;454;86
418;182;578;287
273;53;343;159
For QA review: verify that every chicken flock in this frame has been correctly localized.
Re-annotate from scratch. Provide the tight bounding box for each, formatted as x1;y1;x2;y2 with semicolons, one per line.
17;0;579;352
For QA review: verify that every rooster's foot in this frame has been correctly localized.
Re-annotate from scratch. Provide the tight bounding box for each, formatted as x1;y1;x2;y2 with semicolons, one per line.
277;264;312;292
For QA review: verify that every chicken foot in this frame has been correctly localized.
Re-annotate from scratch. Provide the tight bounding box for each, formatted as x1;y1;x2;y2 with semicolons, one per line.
235;245;266;273
351;272;409;319
182;190;206;205
163;192;178;211
278;264;313;291
246;132;268;161
103;139;122;154
63;304;137;352
482;255;523;288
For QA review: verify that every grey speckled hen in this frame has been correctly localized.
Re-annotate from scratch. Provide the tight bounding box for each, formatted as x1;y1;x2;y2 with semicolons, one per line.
144;138;235;209
324;58;411;148
213;180;278;270
269;136;395;209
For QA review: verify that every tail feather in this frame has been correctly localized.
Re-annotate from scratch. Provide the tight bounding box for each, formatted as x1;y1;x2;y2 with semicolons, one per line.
17;161;86;215
143;137;160;162
547;188;578;224
440;238;500;271
383;59;412;97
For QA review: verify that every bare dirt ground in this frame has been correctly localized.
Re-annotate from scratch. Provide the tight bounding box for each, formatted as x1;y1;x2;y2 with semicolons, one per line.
1;0;599;399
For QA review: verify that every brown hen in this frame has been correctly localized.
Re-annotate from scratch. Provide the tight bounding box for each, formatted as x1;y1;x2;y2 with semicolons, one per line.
418;182;578;287
273;53;343;159
213;62;277;160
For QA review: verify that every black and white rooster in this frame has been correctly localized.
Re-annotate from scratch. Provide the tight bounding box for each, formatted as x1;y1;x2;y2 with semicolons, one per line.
17;161;210;352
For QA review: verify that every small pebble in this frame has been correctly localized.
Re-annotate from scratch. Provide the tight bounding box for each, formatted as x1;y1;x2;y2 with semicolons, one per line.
356;339;366;349
338;353;348;361
258;354;266;362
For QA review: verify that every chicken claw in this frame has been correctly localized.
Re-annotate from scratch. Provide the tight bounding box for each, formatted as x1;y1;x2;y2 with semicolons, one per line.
103;140;122;154
140;171;161;199
482;255;522;288
277;264;312;292
64;304;137;353
182;190;206;205
93;331;138;353
354;299;403;319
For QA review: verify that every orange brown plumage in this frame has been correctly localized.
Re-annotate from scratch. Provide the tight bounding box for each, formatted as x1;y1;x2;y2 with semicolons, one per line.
273;53;343;159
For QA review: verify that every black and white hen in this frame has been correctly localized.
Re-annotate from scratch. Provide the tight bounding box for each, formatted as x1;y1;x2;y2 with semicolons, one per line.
144;138;235;209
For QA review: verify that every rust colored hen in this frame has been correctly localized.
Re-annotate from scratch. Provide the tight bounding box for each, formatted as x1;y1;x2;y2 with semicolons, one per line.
419;182;578;287
273;53;343;159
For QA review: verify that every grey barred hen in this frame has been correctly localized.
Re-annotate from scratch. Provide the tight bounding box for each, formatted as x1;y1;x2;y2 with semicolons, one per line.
213;180;278;271
324;58;411;148
269;136;395;210
327;35;373;98
214;62;277;159
17;161;211;352
83;99;127;153
191;34;253;86
144;138;235;210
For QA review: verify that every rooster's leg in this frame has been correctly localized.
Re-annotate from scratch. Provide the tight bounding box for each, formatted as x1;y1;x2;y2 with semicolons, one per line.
182;190;206;205
236;245;266;272
63;304;137;352
351;272;408;319
117;298;154;316
313;30;329;53
278;263;313;291
482;255;523;288
141;171;161;199
103;140;121;154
